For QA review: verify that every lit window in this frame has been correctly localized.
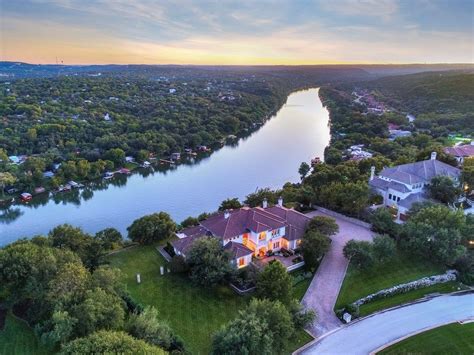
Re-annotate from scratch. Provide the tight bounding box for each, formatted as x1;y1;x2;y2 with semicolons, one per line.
239;258;245;267
259;232;266;241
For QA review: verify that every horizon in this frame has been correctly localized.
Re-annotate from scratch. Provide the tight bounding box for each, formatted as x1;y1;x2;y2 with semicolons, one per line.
1;0;473;65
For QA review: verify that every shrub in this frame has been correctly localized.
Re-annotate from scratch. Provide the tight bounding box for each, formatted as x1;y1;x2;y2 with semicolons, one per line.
343;240;374;269
169;255;189;274
372;234;396;263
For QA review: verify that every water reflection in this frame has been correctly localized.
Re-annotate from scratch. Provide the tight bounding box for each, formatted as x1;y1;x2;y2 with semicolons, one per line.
0;88;330;244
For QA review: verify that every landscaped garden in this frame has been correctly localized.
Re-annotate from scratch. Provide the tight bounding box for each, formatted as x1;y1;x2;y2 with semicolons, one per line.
379;322;474;354
108;244;314;354
0;313;49;355
335;251;448;311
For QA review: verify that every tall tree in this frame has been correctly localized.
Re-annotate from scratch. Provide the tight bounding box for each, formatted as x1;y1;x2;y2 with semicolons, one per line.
187;237;232;287
127;212;176;245
256;261;293;305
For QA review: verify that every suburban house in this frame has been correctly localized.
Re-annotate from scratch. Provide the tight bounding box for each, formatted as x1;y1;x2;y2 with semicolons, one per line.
171;198;311;268
443;142;474;165
369;152;461;221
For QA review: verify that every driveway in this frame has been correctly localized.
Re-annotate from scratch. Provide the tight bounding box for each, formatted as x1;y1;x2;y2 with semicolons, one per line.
300;292;474;354
302;209;375;337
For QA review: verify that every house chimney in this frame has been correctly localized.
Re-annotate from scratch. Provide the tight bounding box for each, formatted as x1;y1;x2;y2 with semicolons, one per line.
224;210;230;219
370;166;375;181
430;152;437;160
262;198;268;209
278;196;283;207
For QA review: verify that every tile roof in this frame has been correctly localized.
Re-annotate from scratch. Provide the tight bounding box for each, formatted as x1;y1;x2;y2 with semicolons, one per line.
379;159;460;185
224;242;254;259
444;144;474;158
177;205;311;242
171;234;202;256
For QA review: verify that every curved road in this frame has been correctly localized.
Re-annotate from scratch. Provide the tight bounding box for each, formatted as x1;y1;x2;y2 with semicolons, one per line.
300;293;474;354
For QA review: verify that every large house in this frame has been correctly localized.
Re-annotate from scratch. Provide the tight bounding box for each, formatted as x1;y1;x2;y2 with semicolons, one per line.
171;198;311;268
443;142;474;165
369;152;461;221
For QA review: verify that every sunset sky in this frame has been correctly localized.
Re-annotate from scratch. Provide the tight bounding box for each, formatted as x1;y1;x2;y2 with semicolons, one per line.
1;0;473;65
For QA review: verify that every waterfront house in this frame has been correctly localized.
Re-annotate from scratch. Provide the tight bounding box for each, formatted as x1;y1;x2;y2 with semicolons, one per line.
170;152;181;161
171;198;311;268
443;142;474;165
369;152;460;221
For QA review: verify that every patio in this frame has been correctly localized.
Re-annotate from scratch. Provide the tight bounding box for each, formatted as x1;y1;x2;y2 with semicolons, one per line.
253;253;302;269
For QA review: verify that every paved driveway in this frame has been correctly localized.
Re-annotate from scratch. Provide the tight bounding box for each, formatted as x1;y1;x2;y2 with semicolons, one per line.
302;210;375;337
300;292;474;354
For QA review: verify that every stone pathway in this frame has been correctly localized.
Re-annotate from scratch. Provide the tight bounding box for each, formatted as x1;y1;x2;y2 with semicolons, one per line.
302;209;375;337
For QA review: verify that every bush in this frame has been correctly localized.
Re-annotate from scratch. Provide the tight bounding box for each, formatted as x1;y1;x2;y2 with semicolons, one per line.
372;234;396;263
454;254;474;285
169;255;189;274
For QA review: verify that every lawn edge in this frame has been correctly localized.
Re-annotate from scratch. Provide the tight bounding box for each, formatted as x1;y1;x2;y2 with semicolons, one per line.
370;320;474;354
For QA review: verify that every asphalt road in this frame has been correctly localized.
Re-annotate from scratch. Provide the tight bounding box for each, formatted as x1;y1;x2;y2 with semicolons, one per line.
300;292;474;355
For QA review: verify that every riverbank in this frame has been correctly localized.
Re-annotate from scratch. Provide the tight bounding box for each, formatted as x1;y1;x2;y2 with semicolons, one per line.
0;88;330;244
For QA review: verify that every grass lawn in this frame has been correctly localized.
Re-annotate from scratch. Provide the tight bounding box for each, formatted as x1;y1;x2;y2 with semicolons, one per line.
335;252;445;310
108;245;247;354
0;314;50;355
285;329;314;354
359;281;466;317
379;322;474;355
108;245;315;354
291;269;313;301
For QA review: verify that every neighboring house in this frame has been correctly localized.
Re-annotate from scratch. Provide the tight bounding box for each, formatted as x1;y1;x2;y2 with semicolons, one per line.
389;129;412;141
369;152;461;221
171;198;311;268
443;142;474;165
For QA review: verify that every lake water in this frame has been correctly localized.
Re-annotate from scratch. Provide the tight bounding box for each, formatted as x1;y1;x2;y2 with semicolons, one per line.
0;88;330;245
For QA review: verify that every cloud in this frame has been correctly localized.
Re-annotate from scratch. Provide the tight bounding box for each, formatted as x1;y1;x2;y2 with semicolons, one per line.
1;0;472;64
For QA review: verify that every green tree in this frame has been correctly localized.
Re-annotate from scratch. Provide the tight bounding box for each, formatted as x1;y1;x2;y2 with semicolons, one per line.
218;197;242;211
307;216;339;236
76;160;91;179
256;261;293;305
73;287;125;336
60;330;165;354
104;148;125;168
212;312;273;355
94;228;123;250
0;172;16;197
298;162;311;180
370;208;400;238
127;212;176;245
372;234;396;263
40;310;78;347
428;176;461;204
343;240;374;269
246;299;295;350
180;216;199;228
401;205;466;264
187;237;232;287
300;230;331;270
126;306;185;352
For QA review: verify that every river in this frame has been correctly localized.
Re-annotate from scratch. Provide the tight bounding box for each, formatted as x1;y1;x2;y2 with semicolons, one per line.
0;88;330;245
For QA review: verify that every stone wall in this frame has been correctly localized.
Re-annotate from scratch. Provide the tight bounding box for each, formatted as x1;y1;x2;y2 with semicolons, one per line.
353;270;457;307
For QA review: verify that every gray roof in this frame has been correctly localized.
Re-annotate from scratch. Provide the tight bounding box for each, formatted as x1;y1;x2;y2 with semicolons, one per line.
379;159;460;185
369;177;411;193
398;192;430;209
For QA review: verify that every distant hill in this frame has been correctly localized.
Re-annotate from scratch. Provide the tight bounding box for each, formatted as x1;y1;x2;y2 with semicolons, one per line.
363;70;474;114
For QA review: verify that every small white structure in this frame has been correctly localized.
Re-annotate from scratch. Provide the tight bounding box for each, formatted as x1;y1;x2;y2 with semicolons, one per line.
104;112;111;121
343;313;352;323
136;273;141;284
160;266;164;275
169;88;176;94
